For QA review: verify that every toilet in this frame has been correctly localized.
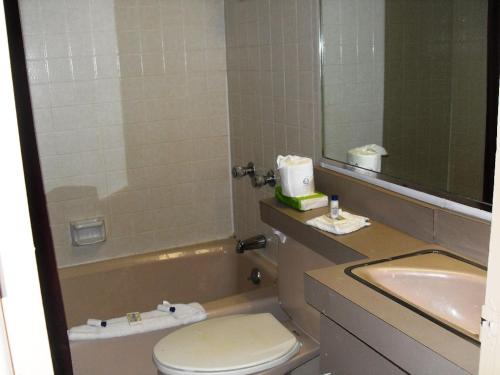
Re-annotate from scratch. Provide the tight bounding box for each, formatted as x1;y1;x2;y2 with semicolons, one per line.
153;314;300;375
153;237;331;375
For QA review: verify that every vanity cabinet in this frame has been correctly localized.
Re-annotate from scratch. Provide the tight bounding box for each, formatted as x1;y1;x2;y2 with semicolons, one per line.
278;237;335;341
260;197;480;374
320;315;407;375
314;299;474;375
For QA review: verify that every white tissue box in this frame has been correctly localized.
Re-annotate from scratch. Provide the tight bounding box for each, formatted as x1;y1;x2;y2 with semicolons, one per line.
277;155;315;197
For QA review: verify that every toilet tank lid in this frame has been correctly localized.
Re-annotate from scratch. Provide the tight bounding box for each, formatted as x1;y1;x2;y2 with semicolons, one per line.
153;313;299;373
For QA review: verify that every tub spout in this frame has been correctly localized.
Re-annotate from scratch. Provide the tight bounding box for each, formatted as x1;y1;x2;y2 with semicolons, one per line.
236;235;267;253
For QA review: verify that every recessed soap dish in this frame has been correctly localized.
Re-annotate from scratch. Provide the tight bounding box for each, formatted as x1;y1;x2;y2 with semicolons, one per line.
70;217;106;246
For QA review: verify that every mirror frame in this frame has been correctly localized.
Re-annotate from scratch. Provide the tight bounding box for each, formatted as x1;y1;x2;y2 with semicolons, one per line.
319;0;500;215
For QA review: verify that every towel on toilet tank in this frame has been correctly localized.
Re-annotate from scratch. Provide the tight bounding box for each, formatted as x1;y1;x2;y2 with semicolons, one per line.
67;302;206;341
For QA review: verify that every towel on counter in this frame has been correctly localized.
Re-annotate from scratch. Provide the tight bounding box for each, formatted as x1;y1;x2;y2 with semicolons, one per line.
68;302;206;341
306;210;370;235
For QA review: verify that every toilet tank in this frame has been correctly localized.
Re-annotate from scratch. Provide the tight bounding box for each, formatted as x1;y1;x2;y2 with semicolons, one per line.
277;237;334;341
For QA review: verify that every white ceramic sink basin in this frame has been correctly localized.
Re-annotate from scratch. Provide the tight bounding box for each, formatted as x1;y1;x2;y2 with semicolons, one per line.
348;251;486;341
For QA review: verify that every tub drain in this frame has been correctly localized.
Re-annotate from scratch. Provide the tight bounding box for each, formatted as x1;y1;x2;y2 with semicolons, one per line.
248;268;262;285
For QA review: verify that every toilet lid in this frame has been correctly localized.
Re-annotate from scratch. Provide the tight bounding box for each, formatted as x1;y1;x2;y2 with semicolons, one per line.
153;313;300;375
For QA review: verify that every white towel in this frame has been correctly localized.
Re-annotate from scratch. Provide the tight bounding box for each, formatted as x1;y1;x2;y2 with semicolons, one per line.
157;302;204;320
306;210;370;235
68;302;206;341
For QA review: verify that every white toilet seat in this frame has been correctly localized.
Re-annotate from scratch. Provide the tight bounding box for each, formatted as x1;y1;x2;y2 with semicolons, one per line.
153;313;301;375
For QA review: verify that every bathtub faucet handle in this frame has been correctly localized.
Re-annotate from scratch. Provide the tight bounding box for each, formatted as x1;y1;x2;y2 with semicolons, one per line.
232;162;255;179
236;235;267;253
251;170;276;188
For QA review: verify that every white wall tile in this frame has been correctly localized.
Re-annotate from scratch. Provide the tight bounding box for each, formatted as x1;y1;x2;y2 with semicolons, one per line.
95;55;121;78
24;34;46;60
27;60;49;84
71;56;96;81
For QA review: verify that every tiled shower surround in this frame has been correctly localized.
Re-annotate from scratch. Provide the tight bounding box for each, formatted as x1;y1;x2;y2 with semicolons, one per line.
20;0;321;265
225;0;321;258
20;0;233;266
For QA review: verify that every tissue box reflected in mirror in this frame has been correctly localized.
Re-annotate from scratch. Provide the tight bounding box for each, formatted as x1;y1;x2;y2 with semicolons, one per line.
347;144;387;172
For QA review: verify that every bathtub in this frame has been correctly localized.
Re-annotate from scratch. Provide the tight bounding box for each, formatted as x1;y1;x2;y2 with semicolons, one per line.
59;238;284;375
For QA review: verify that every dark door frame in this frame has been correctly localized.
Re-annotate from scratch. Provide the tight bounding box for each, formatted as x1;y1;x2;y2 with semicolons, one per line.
2;1;73;374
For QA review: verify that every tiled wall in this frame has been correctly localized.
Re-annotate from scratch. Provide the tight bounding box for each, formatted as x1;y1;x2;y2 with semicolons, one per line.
224;0;321;260
382;0;453;191
322;0;385;162
448;0;487;200
19;0;487;268
382;0;487;200
20;0;233;267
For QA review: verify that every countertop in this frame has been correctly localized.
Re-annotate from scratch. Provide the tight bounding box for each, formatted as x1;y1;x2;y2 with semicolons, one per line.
260;197;481;374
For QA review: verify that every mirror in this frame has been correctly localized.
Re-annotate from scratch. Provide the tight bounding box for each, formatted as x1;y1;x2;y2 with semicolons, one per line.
321;0;498;209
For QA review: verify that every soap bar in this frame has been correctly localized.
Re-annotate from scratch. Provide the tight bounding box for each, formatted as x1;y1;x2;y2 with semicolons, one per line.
275;186;328;211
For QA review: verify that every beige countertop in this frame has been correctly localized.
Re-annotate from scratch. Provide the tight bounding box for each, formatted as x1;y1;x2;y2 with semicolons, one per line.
260;198;481;374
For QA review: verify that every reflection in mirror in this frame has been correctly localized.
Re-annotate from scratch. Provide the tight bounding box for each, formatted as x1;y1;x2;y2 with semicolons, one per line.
321;0;497;207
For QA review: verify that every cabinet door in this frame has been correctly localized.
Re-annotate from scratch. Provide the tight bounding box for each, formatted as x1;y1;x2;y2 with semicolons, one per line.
320;315;408;375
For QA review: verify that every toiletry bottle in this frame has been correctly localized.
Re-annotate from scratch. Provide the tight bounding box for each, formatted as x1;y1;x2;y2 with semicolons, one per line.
330;195;339;219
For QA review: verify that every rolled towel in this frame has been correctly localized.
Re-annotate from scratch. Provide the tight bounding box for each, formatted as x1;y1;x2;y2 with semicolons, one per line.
68;302;206;341
87;319;107;327
306;210;370;235
157;302;206;320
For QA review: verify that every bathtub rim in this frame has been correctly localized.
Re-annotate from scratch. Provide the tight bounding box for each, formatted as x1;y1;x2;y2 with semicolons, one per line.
58;237;276;282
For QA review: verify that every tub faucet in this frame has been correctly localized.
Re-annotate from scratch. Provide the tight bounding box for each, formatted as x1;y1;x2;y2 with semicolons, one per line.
232;162;255;178
236;235;267;253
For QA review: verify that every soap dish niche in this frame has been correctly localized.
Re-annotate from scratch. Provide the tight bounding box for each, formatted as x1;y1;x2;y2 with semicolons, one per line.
70;217;106;247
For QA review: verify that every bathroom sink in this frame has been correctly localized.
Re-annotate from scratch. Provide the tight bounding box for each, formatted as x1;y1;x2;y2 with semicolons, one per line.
345;250;486;343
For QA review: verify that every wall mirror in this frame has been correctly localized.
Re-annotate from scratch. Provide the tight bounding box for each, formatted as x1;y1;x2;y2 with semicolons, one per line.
320;0;499;211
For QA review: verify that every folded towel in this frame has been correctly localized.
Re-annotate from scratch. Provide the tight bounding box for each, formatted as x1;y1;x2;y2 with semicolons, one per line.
68;302;206;341
306;210;370;235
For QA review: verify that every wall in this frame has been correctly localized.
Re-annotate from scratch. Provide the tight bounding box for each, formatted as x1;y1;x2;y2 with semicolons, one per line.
322;0;385;162
19;0;233;267
315;167;491;264
383;0;453;191
224;0;321;260
224;0;490;267
382;0;487;200
448;0;487;200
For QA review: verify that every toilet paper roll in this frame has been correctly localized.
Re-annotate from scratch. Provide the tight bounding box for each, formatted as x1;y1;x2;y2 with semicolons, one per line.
347;144;387;173
277;155;315;197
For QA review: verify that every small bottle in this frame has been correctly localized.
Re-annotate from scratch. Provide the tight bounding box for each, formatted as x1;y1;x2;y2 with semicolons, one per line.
330;195;339;219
